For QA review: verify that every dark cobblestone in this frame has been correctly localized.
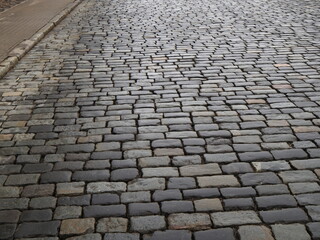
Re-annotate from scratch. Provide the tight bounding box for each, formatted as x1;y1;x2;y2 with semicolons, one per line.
259;208;309;223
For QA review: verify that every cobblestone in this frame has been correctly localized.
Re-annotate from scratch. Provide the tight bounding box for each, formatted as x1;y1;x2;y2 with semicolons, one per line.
271;224;311;240
1;0;320;238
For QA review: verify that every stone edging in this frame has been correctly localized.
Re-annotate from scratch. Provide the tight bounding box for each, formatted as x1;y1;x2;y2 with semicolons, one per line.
0;0;82;80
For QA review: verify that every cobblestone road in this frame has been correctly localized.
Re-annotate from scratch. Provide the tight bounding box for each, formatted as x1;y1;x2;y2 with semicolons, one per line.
1;0;320;239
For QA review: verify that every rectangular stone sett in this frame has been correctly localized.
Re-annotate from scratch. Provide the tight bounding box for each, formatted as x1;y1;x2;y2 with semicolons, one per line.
84;204;126;218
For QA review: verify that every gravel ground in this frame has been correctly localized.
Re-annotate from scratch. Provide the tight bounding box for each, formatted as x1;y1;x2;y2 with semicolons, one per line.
0;0;26;12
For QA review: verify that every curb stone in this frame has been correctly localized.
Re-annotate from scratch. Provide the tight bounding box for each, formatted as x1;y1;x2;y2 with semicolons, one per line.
0;0;82;80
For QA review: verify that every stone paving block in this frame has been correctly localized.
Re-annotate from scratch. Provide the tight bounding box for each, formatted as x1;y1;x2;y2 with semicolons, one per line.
111;159;135;169
67;233;102;240
290;158;320;169
97;217;128;232
183;188;220;199
194;228;235;240
255;184;290;195
92;193;120;205
204;153;238;163
41;171;71;183
72;170;110;182
138;156;170;167
152;189;182;201
143;167;179;177
256;195;297;209
238;225;274;240
271;224;311;240
60;218;95;235
0;210;20;223
129;202;160;216
57;195;90;206
239;151;273;162
198;175;240;187
252;161;290;172
54;206;82;220
30;197;57;209
240;172;281;186
222;162;254;174
224;198;254;210
0;224;16;239
0;164;22;174
307;222;320;239
87;182;127;193
168;213;211;230
0;198;29;210
296;193;320;205
128;178;165;191
111;168;139;181
154;148;184;156
148;230;192;240
15;221;60;238
121;191;151;203
172;155;201;166
194;198;223;212
279;170;318;183
306;206;320;221
220;187;256;198
161;200;194;214
260;208;309;223
56;182;85;196
168;177;196;189
5;174;40;186
211;211;261;226
0;186;22;197
288;182;320;194
104;233;139;240
83;205;126;218
271;149;308;160
180;163;221;176
20;209;52;222
130;215;166;233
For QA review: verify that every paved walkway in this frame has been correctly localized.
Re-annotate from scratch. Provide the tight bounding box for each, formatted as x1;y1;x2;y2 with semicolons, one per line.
0;0;320;239
0;0;75;62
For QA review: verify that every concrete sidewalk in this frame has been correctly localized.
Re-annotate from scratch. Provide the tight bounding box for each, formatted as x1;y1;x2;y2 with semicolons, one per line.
0;0;77;62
